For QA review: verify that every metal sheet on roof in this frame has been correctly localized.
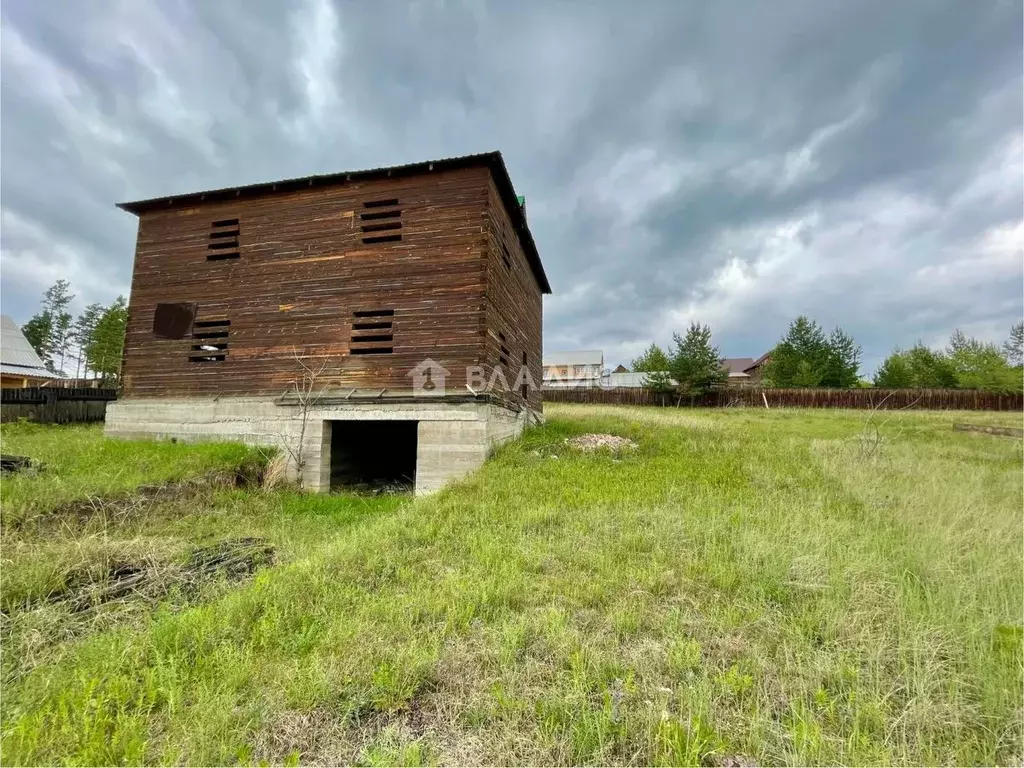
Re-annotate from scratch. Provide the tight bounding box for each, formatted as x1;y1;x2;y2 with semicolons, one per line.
543;349;604;367
1;315;50;373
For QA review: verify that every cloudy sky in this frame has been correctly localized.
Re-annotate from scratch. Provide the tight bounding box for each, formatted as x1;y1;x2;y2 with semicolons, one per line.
2;0;1021;374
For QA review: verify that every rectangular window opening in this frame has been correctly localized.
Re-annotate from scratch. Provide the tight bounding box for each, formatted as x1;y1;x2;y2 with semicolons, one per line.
361;222;402;233
362;234;403;244
190;318;229;363
208;219;240;261
352;321;392;330
353;309;394;318
351;309;394;355
360;210;401;221
363;198;399;209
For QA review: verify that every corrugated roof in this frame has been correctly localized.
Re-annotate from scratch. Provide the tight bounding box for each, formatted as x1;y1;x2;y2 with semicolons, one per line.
543;350;604;367
1;315;53;376
116;151;551;294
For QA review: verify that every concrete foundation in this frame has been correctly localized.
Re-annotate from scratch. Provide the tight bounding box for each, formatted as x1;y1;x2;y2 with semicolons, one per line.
104;396;538;495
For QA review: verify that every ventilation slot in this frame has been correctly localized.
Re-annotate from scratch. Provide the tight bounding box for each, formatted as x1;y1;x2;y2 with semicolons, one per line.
360;199;402;244
207;218;240;261
351;310;394;355
501;244;512;271
189;319;229;362
521;352;529;398
498;332;510;367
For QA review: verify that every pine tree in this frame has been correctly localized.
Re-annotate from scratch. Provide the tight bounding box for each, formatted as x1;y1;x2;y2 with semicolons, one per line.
763;316;860;387
666;322;728;396
21;312;53;364
72;303;104;378
631;342;674;391
1003;321;1023;367
86;296;128;383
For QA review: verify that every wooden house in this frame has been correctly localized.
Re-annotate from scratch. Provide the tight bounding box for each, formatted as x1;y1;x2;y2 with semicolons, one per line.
106;152;551;494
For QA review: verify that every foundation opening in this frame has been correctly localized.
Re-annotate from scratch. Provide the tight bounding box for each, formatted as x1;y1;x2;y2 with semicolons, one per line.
329;420;417;492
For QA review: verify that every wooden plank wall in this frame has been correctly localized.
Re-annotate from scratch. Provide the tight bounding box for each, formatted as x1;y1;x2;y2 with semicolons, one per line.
543;387;1024;411
0;388;118;423
122;167;506;398
483;179;544;412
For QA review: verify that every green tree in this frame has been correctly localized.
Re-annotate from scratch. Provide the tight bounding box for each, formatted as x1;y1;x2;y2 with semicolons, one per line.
72;303;104;378
763;316;861;388
631;343;670;372
823;327;861;388
21;312;53;363
52;310;74;374
86;296;128;383
631;342;674;391
21;280;75;372
666;322;728;396
1002;321;1023;367
947;330;1021;393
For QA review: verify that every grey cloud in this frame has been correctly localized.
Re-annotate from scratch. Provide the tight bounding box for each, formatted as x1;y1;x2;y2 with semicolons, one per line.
1;0;1020;375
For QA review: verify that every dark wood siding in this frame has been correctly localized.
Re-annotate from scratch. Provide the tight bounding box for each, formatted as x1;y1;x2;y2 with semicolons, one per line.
483;179;544;412
122;167;495;397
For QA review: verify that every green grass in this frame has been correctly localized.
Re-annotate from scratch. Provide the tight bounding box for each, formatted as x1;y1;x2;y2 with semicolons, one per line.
1;407;1021;765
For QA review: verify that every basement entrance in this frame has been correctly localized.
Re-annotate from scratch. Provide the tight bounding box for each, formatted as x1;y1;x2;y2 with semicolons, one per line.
329;420;417;492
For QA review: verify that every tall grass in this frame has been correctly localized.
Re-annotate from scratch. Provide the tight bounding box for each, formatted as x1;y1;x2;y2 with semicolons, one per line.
1;407;1020;765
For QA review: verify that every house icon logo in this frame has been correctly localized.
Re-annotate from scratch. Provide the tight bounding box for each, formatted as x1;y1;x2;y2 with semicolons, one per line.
408;358;450;396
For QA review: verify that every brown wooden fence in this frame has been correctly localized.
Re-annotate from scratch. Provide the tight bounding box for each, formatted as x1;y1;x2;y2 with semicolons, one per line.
1;387;118;424
543;387;1024;411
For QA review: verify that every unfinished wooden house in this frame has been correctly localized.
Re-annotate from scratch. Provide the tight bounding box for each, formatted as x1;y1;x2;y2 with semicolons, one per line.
105;152;551;494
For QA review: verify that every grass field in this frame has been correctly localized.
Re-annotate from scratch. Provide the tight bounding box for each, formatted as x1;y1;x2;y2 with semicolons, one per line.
1;406;1021;766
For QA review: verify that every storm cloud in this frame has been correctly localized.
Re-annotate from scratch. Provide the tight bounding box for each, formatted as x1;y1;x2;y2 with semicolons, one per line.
2;0;1021;374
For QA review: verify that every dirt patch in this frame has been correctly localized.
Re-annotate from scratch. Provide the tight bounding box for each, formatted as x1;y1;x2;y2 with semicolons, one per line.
565;433;639;452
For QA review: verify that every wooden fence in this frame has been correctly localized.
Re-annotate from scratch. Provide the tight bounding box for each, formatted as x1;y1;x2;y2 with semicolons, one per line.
1;387;118;424
543;387;1024;411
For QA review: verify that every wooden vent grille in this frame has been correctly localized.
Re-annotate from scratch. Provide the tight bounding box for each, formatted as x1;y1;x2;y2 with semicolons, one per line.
360;199;402;244
208;218;240;261
498;332;510;367
351;309;394;355
190;319;230;362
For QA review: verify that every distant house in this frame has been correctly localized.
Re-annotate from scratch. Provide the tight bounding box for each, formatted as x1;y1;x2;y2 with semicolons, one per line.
606;371;674;388
0;315;59;388
721;354;770;385
612;364;629;374
543;350;604;388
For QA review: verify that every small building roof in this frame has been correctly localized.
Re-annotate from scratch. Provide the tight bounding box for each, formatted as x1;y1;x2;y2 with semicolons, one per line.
543;350;604;367
0;315;57;380
721;357;755;374
116;151;551;294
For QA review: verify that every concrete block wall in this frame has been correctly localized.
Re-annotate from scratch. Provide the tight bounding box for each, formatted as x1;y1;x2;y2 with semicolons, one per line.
105;397;537;495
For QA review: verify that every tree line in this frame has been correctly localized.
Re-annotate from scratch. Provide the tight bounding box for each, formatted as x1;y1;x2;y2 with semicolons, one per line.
20;280;128;383
631;316;1024;396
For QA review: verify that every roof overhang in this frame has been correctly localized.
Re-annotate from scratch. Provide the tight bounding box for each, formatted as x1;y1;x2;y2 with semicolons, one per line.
117;151;551;294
